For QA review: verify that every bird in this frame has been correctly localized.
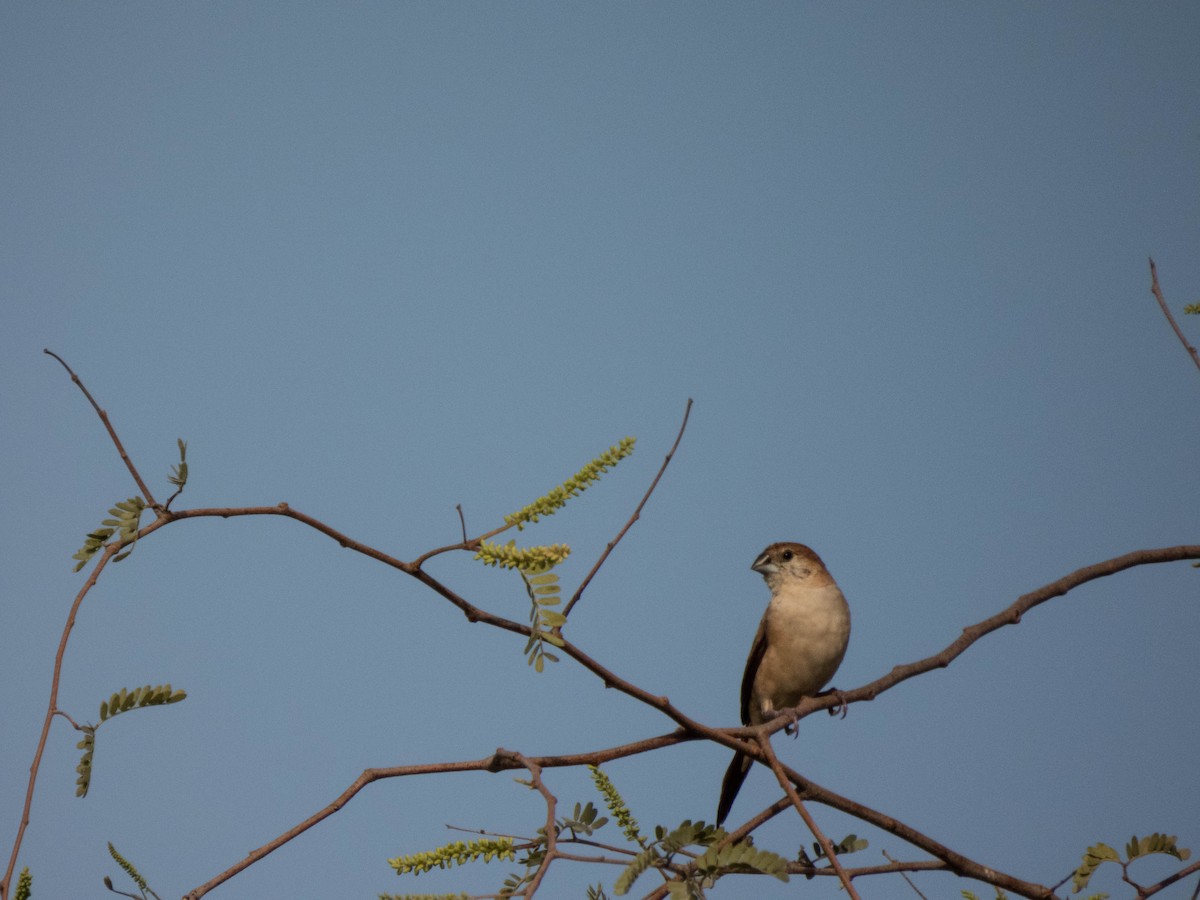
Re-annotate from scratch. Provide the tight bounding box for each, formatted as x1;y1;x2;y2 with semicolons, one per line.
715;542;851;827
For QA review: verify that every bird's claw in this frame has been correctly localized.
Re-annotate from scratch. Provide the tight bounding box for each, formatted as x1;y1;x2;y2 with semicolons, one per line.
822;686;849;719
765;704;803;738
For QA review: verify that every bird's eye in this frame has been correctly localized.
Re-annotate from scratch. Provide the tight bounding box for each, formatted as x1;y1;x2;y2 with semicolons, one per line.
782;550;793;561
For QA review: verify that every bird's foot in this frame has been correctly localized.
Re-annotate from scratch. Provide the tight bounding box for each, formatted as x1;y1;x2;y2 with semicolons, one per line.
764;704;803;738
818;686;850;719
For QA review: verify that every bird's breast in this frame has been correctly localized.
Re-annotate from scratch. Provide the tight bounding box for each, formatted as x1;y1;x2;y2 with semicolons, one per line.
750;585;851;721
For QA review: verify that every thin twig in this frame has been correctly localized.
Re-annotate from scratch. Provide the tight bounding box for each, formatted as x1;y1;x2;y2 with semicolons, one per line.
884;848;930;899
443;823;636;862
563;398;692;618
1137;857;1200;898
182;733;684;898
837;544;1200;712
51;709;87;731
758;736;860;899
507;751;556;897
43;350;160;508
2;544;118;899
1147;258;1200;372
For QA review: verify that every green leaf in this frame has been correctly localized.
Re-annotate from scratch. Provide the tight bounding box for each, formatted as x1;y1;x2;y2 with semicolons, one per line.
1073;843;1119;893
1126;832;1190;863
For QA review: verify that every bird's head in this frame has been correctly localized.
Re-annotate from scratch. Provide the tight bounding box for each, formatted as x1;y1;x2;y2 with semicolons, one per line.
751;542;833;591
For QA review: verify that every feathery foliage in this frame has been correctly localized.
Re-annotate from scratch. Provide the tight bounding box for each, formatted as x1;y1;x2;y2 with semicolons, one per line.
167;439;188;487
613;820;729;895
74;726;95;798
521;569;565;671
560;801;608;838
796;833;868;870
99;684;187;723
387;839;515;877
497;800;610;895
75;684;187;797
693;838;790;883
1071;833;1191;894
474;539;570;573
503;437;635;530
613;842;661;896
589;765;643;847
72;497;145;571
105;842;160;899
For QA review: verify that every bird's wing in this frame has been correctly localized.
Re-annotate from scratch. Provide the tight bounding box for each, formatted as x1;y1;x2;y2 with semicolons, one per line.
739;609;770;726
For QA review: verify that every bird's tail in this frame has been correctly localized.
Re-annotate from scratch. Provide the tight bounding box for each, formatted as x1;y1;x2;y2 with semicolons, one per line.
716;751;753;826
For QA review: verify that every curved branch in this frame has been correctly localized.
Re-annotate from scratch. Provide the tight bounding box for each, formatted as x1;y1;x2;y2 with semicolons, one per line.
2;544;119;899
1138;856;1200;898
758;736;859;898
773;758;1055;898
508;751;556;897
43;350;160;508
183;733;684;898
843;544;1200;710
1148;258;1200;373
563;398;693;618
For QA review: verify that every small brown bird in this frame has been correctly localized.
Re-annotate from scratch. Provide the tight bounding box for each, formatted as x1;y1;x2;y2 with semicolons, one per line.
716;542;851;826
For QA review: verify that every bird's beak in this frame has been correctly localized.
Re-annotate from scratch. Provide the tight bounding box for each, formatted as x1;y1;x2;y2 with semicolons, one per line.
751;554;776;576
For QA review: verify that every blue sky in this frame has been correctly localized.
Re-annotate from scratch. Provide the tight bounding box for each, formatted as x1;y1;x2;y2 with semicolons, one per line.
2;4;1198;898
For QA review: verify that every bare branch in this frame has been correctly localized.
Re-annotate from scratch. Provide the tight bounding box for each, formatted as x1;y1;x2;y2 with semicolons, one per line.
43;350;160;508
1138;856;1200;898
758;735;860;899
1148;258;1200;372
773;760;1054;898
183;733;683;899
843;544;1200;710
2;543;119;899
507;751;556;897
563;398;693;618
883;848;931;899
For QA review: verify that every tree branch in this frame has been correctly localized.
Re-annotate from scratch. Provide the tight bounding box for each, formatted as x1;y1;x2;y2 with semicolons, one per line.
1138;856;1200;898
183;733;684;899
43;349;160;508
844;544;1200;710
1147;257;1200;372
507;751;557;897
30;351;1199;900
758;735;860;898
2;543;119;899
563;397;692;618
